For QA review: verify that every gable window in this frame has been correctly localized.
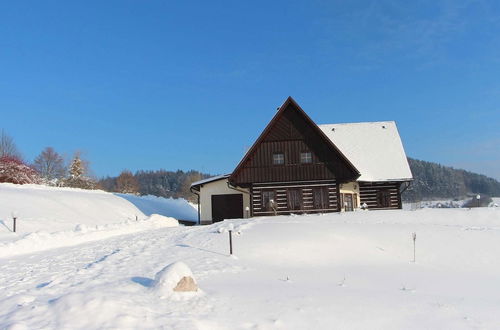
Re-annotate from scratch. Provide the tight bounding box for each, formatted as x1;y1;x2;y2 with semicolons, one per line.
273;153;284;165
300;152;312;164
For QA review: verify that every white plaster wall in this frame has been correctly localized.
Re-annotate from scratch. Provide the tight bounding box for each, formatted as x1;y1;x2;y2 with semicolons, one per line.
339;181;361;211
199;179;250;224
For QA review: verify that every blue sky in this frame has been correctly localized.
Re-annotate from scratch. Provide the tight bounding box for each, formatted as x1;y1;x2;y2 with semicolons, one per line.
1;0;499;179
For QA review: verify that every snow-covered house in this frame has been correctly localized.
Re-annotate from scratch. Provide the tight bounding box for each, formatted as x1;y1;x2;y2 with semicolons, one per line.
191;97;413;224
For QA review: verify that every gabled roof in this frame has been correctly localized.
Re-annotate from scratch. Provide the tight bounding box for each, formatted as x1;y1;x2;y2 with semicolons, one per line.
229;97;360;183
318;121;413;182
190;174;230;191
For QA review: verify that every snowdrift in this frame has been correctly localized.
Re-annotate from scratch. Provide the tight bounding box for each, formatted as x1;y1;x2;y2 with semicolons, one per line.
0;183;184;257
116;193;197;221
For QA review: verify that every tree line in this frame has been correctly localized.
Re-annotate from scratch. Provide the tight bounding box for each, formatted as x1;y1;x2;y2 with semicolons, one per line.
99;170;210;202
0;129;211;201
0;130;95;189
2;128;499;203
404;157;500;201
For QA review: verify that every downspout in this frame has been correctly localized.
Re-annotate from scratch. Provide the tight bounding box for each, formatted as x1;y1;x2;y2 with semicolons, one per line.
400;181;411;194
190;186;201;225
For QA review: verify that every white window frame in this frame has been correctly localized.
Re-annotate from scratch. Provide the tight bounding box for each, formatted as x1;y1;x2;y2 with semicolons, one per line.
300;151;312;164
273;153;285;165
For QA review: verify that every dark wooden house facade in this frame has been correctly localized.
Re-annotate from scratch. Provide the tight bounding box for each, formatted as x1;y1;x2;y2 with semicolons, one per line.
191;97;413;223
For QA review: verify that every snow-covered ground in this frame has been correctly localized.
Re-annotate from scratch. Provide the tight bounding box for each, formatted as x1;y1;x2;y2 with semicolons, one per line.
0;183;196;257
1;206;500;329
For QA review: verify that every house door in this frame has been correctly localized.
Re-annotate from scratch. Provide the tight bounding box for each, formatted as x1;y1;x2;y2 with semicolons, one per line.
211;194;243;222
343;194;354;212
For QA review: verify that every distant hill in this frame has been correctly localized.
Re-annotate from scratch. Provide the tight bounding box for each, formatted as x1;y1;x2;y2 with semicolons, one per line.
404;158;500;202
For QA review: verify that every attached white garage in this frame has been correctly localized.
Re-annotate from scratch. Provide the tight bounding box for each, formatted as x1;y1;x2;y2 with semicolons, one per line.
190;175;251;225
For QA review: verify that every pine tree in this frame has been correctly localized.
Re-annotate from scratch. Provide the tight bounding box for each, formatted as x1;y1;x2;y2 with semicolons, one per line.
62;154;96;189
69;155;84;178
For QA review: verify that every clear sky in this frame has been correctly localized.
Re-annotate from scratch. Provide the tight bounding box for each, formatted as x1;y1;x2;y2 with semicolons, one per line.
1;0;499;179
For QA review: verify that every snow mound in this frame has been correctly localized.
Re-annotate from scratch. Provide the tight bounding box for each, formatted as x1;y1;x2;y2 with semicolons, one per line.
145;214;179;227
0;183;146;237
152;262;198;297
116;194;197;221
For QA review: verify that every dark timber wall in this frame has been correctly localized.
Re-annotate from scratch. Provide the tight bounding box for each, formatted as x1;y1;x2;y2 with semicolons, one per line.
251;181;339;216
359;182;402;210
231;100;359;186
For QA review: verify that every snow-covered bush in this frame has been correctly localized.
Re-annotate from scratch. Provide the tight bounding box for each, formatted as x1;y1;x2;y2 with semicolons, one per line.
0;156;41;184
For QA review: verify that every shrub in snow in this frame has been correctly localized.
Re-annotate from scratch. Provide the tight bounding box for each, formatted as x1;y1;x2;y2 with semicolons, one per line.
0;156;41;184
152;262;198;297
74;224;89;233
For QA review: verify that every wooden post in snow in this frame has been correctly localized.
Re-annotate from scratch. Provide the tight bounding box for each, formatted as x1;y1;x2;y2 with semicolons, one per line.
412;232;417;262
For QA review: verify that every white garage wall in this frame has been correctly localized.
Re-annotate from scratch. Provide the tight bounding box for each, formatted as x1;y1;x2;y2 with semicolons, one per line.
199;178;250;224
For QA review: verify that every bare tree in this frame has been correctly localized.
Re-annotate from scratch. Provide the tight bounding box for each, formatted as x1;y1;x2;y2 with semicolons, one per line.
116;170;139;194
0;130;21;159
33;147;66;182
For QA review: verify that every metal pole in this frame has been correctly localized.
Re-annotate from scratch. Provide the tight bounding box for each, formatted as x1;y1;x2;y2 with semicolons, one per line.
413;239;415;262
229;230;233;255
412;232;416;262
13;217;16;233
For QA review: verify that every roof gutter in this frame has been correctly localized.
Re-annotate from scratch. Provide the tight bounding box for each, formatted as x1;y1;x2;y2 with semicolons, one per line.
227;181;250;194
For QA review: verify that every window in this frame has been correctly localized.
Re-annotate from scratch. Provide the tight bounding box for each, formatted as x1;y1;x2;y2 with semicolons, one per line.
300;152;312;164
262;190;276;211
288;189;302;211
377;190;391;208
313;187;328;209
273;153;284;165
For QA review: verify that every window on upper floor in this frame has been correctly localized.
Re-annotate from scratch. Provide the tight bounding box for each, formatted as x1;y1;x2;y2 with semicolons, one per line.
273;153;284;165
300;152;312;164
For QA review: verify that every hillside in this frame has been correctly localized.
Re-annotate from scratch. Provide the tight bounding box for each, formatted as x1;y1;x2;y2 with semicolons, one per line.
404;158;500;201
1;208;500;328
0;183;197;256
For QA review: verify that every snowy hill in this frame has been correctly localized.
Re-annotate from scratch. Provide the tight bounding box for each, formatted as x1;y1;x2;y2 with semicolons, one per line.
1;207;500;329
0;183;197;256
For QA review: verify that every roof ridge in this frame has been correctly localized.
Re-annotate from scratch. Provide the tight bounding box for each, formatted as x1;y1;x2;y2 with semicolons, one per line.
318;120;396;126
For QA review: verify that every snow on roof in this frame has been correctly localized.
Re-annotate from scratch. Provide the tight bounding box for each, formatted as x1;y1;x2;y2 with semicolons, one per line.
190;174;230;187
318;121;413;182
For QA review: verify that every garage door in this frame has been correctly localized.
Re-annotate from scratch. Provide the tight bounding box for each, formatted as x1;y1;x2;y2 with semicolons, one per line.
211;194;243;222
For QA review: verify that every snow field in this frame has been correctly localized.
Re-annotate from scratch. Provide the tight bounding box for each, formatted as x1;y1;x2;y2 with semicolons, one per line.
0;183;197;257
1;207;499;329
